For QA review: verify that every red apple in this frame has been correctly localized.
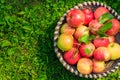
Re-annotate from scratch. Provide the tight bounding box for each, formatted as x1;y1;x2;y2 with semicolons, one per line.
106;18;120;36
73;38;80;48
64;48;81;65
74;25;89;39
60;23;75;35
93;37;110;48
66;9;85;27
89;19;103;35
82;8;94;25
94;7;109;20
77;58;93;74
92;59;105;73
93;47;111;61
79;43;95;58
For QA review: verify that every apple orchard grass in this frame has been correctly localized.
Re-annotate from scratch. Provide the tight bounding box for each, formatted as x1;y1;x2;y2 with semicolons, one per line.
0;0;120;80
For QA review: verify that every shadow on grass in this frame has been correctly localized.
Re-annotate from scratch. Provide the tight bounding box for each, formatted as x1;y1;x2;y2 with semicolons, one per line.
37;19;94;80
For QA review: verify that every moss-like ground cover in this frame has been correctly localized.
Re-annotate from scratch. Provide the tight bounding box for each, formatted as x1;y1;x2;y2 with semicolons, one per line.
0;0;120;80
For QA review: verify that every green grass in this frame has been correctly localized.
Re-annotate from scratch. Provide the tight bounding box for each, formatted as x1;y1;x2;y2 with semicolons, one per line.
0;0;120;80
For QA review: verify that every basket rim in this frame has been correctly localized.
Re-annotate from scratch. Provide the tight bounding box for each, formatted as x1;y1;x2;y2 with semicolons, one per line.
54;1;120;78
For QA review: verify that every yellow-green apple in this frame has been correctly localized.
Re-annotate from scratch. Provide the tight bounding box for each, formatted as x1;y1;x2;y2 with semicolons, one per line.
79;43;95;58
63;48;81;65
93;47;111;61
74;25;89;39
57;34;73;51
77;58;93;74
92;59;105;73
60;23;75;35
107;42;120;60
66;9;85;27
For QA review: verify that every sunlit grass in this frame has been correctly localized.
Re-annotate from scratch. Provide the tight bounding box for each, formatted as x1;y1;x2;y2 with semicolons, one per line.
0;0;120;80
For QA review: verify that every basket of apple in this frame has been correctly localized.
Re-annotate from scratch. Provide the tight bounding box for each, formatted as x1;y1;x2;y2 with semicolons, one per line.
54;1;120;78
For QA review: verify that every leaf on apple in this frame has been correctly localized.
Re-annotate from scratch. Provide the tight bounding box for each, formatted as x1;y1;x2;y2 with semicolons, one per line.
96;31;108;37
78;34;96;44
72;50;78;59
84;48;91;54
99;13;114;24
97;22;112;37
99;22;112;32
78;34;89;44
89;35;95;41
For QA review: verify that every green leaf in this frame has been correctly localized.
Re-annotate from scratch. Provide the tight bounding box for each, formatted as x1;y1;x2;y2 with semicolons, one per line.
99;22;112;32
22;26;31;31
18;11;25;15
96;31;108;37
84;48;91;54
99;13;114;24
89;35;95;41
6;5;12;10
0;40;11;47
78;34;89;44
7;48;15;56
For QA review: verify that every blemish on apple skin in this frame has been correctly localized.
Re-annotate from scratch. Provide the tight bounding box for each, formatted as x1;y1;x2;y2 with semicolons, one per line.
110;44;114;47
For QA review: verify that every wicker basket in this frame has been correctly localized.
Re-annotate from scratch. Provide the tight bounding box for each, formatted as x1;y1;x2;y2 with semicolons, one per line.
54;1;120;78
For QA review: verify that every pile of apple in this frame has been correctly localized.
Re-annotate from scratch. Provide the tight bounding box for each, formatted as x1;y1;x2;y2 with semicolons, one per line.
57;7;120;74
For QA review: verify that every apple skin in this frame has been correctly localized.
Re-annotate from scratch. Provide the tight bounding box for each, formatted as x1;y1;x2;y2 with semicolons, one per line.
60;23;75;35
74;25;89;39
73;38;80;48
79;43;95;58
93;47;111;61
94;7;109;20
108;36;115;43
77;58;93;74
106;18;120;36
63;48;81;65
82;8;94;25
89;19;103;35
107;42;120;60
57;34;73;51
92;59;105;73
93;37;110;48
66;9;85;27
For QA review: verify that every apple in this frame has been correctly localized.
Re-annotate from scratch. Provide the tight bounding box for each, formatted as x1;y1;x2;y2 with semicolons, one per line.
93;47;111;61
66;9;85;27
108;36;115;43
107;42;120;60
74;25;89;39
94;7;109;20
60;23;75;35
93;37;110;48
64;48;81;65
57;34;73;51
77;58;93;74
92;59;105;73
73;38;80;48
106;18;120;36
82;8;94;25
79;43;95;58
89;19;103;35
